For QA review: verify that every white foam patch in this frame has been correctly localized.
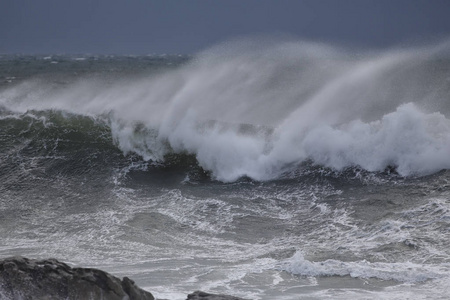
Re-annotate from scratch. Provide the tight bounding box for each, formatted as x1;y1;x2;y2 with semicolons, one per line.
281;251;450;283
156;189;236;234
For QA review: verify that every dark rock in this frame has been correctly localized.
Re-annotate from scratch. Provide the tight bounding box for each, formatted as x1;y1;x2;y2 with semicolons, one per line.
0;256;154;300
187;290;249;300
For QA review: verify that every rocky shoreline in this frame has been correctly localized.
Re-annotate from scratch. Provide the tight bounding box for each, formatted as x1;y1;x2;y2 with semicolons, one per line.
0;257;247;300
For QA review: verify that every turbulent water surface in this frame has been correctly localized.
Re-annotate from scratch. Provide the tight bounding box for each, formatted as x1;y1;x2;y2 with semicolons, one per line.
1;40;450;299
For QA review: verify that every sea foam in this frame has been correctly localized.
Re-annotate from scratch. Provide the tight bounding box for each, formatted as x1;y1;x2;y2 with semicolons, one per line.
281;251;449;283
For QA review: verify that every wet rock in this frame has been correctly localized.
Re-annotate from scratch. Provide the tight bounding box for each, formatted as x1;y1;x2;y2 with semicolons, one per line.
187;290;249;300
0;256;154;300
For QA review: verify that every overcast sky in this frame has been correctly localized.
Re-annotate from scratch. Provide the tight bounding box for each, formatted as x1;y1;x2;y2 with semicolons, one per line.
1;0;450;54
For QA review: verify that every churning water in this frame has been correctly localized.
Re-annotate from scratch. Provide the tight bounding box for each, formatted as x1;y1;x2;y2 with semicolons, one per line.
1;39;450;299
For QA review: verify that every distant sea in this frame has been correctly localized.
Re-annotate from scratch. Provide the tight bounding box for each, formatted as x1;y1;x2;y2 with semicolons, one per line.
1;40;450;299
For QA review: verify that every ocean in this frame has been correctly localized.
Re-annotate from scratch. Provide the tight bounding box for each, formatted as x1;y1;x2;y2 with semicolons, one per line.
1;40;450;299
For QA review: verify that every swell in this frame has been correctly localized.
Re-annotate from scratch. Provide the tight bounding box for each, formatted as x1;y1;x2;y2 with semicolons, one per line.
0;110;203;182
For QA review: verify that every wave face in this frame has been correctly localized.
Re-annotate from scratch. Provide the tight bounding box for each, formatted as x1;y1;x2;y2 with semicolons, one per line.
1;40;450;182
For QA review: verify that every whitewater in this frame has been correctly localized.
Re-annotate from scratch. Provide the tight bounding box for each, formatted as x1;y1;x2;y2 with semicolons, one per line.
1;38;450;299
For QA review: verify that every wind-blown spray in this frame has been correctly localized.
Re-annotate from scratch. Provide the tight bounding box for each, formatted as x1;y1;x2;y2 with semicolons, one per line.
1;39;450;181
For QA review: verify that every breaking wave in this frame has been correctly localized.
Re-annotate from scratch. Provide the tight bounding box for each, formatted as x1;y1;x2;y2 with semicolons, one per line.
1;38;450;181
